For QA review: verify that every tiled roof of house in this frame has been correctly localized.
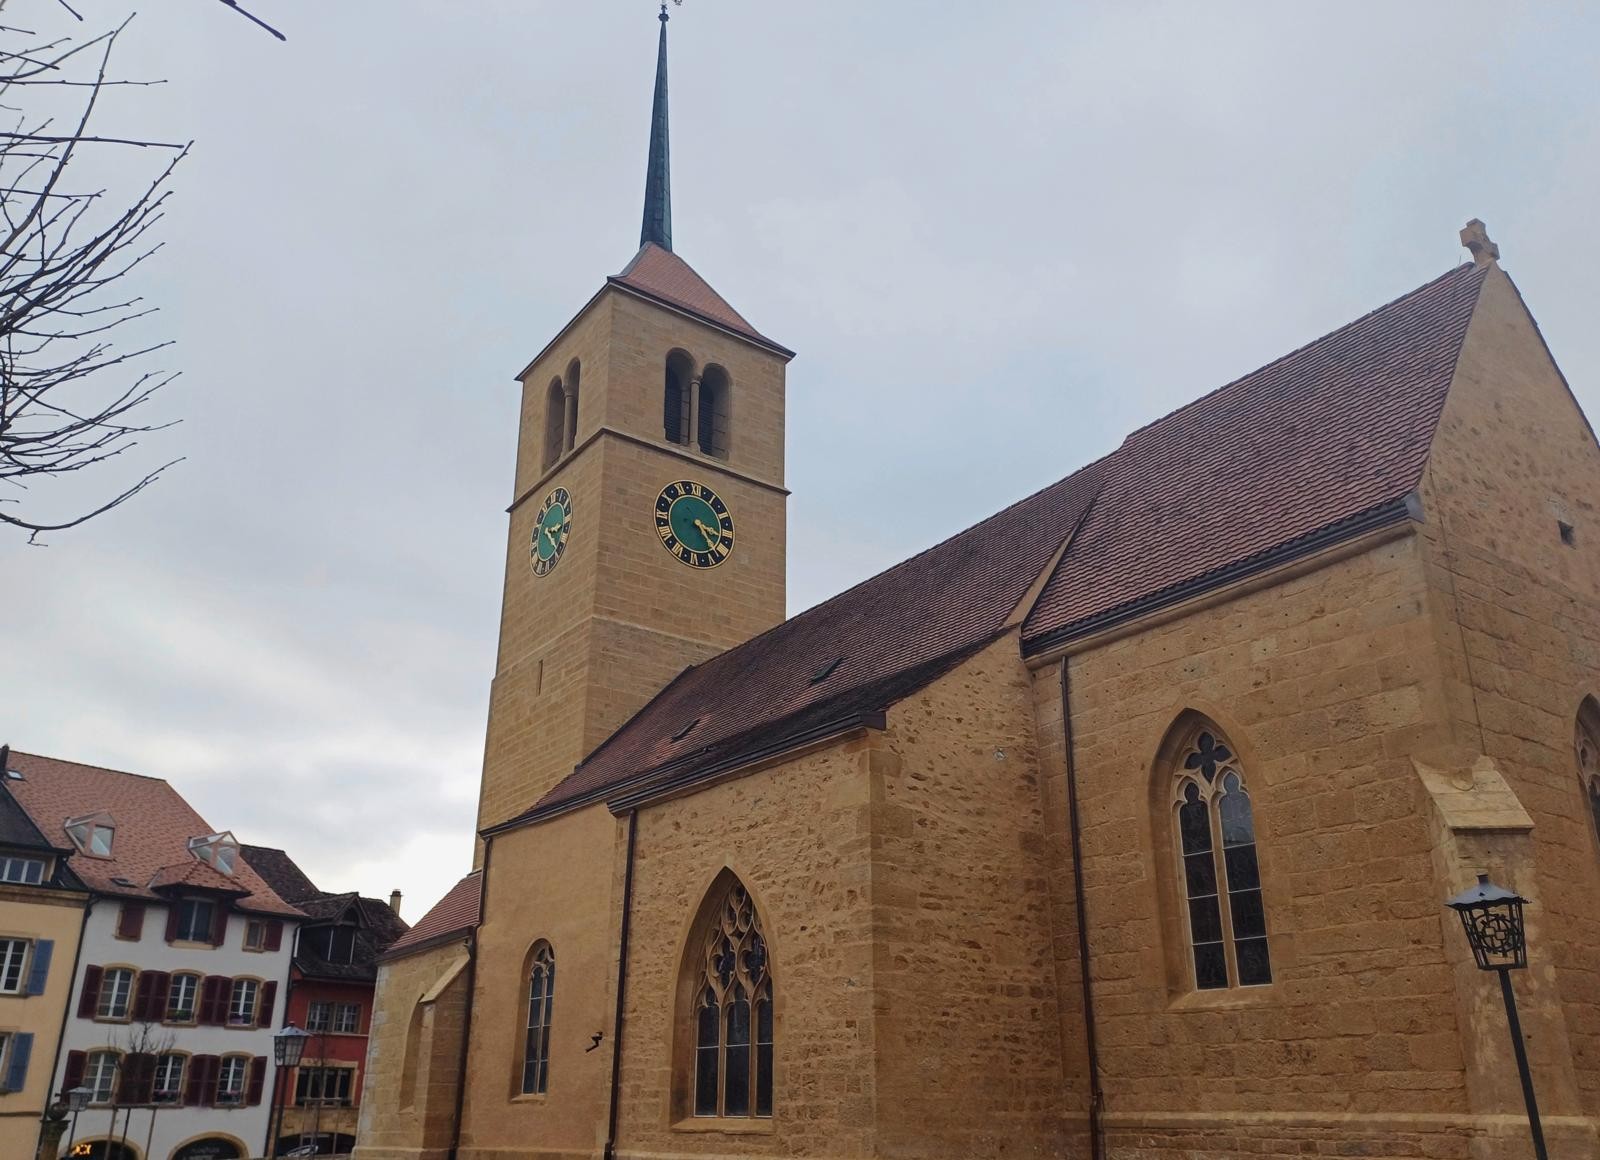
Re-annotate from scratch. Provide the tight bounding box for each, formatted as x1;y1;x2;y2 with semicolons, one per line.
383;870;481;960
239;844;410;981
148;859;249;895
4;751;302;916
610;243;790;355
1022;261;1490;645
501;260;1491;828
0;780;65;853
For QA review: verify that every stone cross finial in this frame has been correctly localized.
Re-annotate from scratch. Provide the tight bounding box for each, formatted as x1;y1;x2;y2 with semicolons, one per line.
1460;218;1500;267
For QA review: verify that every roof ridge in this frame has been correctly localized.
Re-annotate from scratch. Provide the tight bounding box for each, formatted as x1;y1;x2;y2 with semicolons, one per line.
12;750;173;786
1119;262;1486;444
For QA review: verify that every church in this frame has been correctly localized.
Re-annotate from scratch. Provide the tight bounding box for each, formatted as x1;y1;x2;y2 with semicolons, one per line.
350;12;1600;1160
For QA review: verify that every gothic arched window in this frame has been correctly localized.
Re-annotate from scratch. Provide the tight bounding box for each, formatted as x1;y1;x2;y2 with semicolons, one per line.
563;360;581;454
521;941;555;1095
1172;728;1271;990
689;877;772;1118
664;350;693;446
542;379;566;472
697;365;730;459
1577;697;1600;851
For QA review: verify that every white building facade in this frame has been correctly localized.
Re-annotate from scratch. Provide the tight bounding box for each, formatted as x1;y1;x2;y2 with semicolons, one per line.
55;871;299;1160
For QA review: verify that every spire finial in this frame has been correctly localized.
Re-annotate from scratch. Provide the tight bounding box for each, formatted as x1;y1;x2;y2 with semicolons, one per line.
640;2;678;251
1460;218;1500;267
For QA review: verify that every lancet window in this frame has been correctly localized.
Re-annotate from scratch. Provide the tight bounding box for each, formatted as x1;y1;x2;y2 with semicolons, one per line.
521;941;555;1095
1173;729;1272;990
692;879;772;1119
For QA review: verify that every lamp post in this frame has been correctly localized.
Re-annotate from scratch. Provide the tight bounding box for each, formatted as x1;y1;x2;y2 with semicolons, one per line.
268;1024;312;1159
35;1093;67;1160
1445;873;1547;1160
63;1087;90;1156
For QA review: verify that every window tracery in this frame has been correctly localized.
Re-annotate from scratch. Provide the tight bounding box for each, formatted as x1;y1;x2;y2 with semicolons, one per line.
521;941;554;1095
692;880;772;1118
1173;729;1271;990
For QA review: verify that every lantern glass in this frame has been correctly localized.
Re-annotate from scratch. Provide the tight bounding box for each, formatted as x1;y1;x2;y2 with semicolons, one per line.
66;1085;91;1112
274;1023;312;1067
1446;873;1528;971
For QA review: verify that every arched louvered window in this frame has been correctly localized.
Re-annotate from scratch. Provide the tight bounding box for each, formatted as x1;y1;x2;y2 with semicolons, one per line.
1577;697;1600;851
690;877;772;1118
542;379;566;472
664;350;693;446
563;360;581;454
1173;728;1271;990
521;941;555;1095
697;365;730;459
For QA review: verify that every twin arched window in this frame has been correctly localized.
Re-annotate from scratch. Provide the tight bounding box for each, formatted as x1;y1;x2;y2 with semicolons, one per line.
1170;725;1272;990
542;360;582;471
521;942;555;1096
662;353;729;459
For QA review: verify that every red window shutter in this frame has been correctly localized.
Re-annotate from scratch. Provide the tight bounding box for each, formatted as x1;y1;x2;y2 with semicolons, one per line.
63;1050;86;1091
264;918;284;952
186;1055;218;1107
148;971;171;1020
77;965;102;1019
246;1056;267;1106
119;1053;155;1104
211;904;230;946
116;902;146;940
132;971;156;1022
200;976;229;1026
164;905;181;944
257;980;278;1028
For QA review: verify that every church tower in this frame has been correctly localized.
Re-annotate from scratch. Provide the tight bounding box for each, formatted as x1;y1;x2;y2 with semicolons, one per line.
476;7;793;833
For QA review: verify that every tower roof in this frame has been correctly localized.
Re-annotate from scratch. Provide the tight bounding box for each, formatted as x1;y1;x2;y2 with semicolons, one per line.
640;5;673;252
609;243;791;355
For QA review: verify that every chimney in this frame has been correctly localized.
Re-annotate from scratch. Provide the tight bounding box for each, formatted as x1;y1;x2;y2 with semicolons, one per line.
389;889;403;917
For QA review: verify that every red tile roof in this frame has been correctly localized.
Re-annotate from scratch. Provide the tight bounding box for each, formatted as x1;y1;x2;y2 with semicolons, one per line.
498;260;1492;827
382;869;481;959
4;751;302;917
1022;261;1489;646
148;860;249;895
610;243;790;355
506;458;1109;822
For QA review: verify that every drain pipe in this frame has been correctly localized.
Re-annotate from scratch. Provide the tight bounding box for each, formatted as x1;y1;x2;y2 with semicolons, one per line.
603;810;640;1160
1060;659;1105;1160
447;839;488;1160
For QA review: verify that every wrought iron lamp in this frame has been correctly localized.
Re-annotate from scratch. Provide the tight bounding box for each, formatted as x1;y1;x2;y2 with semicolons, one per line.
63;1086;91;1155
1445;873;1546;1160
268;1024;312;1158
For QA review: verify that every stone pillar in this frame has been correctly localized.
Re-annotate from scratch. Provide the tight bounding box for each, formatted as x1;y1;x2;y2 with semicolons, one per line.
35;1103;67;1160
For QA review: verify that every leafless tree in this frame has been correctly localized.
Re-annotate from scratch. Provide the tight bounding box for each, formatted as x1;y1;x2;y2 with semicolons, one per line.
0;1;283;542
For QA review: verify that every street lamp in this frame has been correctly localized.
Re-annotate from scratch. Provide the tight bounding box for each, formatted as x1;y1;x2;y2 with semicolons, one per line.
268;1024;312;1159
63;1087;91;1155
1445;873;1546;1160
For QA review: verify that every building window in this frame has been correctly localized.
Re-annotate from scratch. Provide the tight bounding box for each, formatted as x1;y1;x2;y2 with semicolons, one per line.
334;1002;361;1034
187;831;239;875
543;378;566;471
664;350;693;445
0;939;28;994
696;365;730;459
305;925;357;965
85;1050;119;1104
295;1065;354;1106
64;814;114;857
690;876;773;1119
97;968;134;1020
1577;697;1600;851
0;855;45;885
166;974;200;1023
228;979;259;1026
216;1055;248;1105
1172;728;1272;990
306;1001;332;1032
243;921;265;951
153;1053;186;1103
521;941;555;1095
174;899;216;943
563;359;581;454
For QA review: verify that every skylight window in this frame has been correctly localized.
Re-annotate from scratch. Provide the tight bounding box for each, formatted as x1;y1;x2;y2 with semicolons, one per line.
810;657;845;684
188;831;240;876
671;718;701;742
64;813;115;858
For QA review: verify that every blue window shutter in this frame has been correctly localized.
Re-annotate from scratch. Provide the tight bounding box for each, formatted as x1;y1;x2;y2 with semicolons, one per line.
25;940;53;996
4;1033;32;1093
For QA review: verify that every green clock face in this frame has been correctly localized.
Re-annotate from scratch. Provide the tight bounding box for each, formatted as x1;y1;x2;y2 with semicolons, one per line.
655;480;734;568
531;487;572;577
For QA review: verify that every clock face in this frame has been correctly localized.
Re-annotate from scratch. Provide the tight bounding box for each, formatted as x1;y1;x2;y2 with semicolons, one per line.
655;480;734;568
531;487;572;577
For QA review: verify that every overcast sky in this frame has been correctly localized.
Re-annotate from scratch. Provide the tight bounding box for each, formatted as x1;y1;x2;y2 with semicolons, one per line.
4;1;1598;920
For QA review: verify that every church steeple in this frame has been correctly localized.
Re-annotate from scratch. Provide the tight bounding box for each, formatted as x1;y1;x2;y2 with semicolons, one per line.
640;4;674;252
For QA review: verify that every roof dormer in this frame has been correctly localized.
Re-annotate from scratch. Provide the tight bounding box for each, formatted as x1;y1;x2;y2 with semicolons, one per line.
188;831;240;876
64;811;115;858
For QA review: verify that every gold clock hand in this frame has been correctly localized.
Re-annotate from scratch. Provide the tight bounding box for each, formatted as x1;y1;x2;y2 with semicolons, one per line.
693;518;721;545
543;524;560;545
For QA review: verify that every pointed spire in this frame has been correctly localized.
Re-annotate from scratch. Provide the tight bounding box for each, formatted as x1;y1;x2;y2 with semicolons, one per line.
640;4;673;252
